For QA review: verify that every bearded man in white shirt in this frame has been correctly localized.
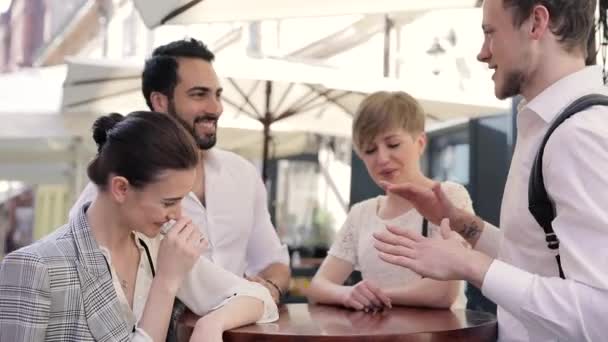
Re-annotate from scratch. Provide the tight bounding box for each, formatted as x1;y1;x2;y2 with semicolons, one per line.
70;39;290;304
373;0;608;341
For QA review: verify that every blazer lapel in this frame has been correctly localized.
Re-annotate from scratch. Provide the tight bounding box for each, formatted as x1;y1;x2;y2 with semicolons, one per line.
71;204;130;341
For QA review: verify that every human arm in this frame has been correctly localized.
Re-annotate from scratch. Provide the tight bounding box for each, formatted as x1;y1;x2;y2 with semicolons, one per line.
307;207;391;311
376;165;608;342
0;250;51;342
374;115;608;340
248;262;290;304
381;181;502;257
188;296;264;342
138;218;206;341
177;254;278;325
462;113;608;341
384;277;461;309
244;172;290;302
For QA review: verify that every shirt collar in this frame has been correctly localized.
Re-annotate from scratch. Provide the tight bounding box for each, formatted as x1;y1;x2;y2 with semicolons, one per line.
522;65;604;123
99;231;144;264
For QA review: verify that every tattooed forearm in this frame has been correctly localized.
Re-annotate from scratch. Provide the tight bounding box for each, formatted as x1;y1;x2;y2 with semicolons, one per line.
452;210;485;247
461;222;481;240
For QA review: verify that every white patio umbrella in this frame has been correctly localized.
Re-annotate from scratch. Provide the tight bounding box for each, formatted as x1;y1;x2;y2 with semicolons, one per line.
62;57;365;179
132;0;478;28
62;57;508;180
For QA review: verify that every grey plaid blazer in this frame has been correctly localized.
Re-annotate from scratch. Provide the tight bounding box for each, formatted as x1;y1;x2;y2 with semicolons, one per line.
0;207;132;341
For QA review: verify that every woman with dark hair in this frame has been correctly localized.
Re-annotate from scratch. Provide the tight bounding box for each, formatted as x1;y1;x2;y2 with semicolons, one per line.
0;111;277;342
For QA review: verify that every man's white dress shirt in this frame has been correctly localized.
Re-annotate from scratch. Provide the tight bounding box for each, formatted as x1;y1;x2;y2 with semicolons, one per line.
476;66;608;341
71;148;290;277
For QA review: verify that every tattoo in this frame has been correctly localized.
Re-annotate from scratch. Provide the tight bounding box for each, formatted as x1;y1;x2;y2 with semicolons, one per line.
461;221;481;241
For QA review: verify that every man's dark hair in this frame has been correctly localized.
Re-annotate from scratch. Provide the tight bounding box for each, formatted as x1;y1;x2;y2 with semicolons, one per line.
142;38;215;110
502;0;596;56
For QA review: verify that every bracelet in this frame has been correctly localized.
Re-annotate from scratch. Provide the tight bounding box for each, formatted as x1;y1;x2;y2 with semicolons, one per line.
264;278;283;297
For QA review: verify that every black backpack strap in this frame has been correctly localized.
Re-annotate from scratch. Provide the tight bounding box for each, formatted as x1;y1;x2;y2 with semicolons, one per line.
422;218;429;238
528;94;608;279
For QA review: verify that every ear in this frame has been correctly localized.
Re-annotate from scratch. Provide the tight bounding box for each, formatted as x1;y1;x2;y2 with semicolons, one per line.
108;175;130;204
415;132;427;156
150;91;169;113
529;4;550;40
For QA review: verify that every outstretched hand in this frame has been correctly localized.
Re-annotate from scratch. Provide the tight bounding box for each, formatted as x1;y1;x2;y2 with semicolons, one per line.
379;181;454;226
372;219;473;281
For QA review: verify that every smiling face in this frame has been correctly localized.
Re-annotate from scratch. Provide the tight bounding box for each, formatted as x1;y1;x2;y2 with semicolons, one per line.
166;57;224;150
477;0;532;99
358;128;426;186
116;168;197;238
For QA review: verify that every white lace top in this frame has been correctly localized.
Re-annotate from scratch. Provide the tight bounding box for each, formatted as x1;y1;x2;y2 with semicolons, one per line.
328;181;474;309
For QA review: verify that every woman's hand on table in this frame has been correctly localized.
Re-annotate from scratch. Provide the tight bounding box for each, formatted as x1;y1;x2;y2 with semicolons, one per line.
340;280;392;312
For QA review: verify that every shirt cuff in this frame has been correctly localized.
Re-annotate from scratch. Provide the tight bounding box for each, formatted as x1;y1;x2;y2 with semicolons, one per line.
212;282;279;324
481;259;534;317
131;326;154;342
475;221;502;258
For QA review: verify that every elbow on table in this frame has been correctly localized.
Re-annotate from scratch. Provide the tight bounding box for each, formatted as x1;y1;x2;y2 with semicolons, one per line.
305;278;323;304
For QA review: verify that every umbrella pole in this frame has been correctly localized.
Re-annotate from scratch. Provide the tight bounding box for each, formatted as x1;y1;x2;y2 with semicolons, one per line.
262;81;272;182
262;120;271;182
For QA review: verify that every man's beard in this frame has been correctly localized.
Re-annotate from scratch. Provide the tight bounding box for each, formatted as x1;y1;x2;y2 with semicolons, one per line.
167;101;217;150
496;68;525;100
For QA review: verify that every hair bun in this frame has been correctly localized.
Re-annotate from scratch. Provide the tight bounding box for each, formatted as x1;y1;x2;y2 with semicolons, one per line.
92;112;124;151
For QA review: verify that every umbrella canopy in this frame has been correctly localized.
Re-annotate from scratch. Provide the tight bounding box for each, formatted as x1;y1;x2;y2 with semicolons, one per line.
132;0;478;28
0;65;96;184
62;57;508;179
62;57;363;179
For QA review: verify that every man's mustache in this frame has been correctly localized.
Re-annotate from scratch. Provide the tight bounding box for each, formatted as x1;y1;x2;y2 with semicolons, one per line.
194;115;219;124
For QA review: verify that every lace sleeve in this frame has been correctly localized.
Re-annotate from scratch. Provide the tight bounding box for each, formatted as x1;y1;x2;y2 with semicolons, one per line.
442;181;474;214
327;207;359;266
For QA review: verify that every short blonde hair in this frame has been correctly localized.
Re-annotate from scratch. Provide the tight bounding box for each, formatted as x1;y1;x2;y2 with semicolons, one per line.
352;91;425;151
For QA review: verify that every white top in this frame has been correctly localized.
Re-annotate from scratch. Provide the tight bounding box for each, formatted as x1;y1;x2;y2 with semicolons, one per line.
99;231;279;342
476;66;608;342
70;148;290;277
329;181;473;309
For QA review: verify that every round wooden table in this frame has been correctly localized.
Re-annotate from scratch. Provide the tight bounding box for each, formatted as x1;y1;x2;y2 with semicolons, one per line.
178;303;497;341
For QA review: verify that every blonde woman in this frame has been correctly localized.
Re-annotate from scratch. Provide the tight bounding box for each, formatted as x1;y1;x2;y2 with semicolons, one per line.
307;91;473;311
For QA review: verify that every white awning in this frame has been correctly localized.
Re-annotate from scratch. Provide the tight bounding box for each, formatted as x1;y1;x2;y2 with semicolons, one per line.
132;0;478;28
62;57;508;131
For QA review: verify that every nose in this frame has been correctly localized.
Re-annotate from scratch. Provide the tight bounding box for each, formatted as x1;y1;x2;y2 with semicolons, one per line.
477;39;491;63
167;205;182;221
207;95;223;115
376;146;390;164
